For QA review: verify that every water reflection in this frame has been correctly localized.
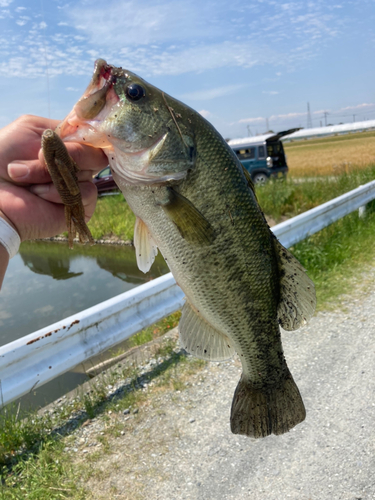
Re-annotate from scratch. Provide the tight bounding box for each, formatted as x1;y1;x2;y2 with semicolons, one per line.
20;251;83;280
1;240;169;411
1;240;168;344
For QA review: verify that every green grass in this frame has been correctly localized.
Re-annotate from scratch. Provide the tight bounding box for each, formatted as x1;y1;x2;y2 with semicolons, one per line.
87;194;135;241
0;347;205;499
290;201;375;309
128;311;181;348
256;163;375;222
84;164;375;239
1;440;86;499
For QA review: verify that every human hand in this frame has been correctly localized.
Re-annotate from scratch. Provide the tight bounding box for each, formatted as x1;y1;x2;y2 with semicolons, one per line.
0;114;108;241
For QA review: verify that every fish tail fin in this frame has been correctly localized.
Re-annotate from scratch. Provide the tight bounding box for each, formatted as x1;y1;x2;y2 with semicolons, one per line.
230;370;306;438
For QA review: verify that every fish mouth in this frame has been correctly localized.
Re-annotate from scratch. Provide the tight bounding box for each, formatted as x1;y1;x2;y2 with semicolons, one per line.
57;59;123;144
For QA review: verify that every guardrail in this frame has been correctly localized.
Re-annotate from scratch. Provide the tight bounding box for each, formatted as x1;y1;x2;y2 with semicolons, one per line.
1;180;375;407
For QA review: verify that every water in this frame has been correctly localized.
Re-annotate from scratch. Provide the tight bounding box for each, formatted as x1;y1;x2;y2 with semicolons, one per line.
0;240;169;409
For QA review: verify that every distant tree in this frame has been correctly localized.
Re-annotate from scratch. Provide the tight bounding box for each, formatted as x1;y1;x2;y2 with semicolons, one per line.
225;138;231;142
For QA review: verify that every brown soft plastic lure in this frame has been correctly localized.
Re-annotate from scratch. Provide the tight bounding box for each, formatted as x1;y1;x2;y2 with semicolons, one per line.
41;129;94;248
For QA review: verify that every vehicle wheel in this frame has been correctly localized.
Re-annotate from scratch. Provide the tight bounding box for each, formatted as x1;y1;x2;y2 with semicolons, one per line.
252;172;269;185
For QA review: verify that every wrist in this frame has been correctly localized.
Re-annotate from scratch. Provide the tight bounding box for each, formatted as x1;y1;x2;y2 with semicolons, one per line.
0;211;21;258
0;209;18;232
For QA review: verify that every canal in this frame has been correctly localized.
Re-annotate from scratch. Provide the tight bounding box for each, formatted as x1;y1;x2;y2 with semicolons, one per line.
0;240;169;409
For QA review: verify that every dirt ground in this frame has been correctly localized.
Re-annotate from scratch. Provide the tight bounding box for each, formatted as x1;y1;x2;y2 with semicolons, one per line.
65;269;375;500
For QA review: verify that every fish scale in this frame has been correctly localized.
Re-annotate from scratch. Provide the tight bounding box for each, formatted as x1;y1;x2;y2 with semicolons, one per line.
121;121;284;386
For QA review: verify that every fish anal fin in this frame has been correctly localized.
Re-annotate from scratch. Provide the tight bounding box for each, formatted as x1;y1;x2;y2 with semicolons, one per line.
274;238;316;331
134;217;158;273
179;301;235;361
159;188;215;246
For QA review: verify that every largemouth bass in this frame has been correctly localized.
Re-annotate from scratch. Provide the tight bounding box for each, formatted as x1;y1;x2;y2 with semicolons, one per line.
57;59;316;438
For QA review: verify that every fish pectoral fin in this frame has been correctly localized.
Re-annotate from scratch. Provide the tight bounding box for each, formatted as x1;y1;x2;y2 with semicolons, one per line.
274;238;316;331
159;188;215;245
179;301;235;361
134;217;158;273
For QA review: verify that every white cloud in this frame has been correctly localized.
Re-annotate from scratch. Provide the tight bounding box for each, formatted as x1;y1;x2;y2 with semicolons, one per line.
339;103;375;111
0;0;13;6
239;111;306;124
66;87;80;91
86;49;100;58
269;112;306;120
239;117;265;124
67;1;222;47
262;90;279;95
0;0;356;85
313;109;330;115
61;0;346;78
199;110;211;118
182;84;247;101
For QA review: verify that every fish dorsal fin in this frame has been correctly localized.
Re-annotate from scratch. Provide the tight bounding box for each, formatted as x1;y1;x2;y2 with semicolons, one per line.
179;301;235;361
158;188;215;246
274;238;316;331
134;217;158;273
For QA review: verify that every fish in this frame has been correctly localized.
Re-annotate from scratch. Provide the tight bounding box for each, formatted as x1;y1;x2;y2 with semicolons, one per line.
56;59;316;438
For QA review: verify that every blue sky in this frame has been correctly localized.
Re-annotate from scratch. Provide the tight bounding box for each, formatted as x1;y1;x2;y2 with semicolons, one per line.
0;0;374;139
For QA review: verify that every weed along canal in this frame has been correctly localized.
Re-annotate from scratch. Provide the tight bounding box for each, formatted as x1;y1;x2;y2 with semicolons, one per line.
0;240;169;409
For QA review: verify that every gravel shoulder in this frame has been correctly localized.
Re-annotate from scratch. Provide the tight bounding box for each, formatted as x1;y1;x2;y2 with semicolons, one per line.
61;270;375;500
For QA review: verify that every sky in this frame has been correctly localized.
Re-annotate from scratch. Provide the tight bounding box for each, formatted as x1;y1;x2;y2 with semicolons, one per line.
0;0;375;139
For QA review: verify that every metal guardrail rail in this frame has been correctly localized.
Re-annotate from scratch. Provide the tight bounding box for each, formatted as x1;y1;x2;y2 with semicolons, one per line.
273;180;375;247
1;180;375;407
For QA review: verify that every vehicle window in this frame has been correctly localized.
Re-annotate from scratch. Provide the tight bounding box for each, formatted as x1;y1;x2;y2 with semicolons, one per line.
258;146;265;158
267;143;281;157
236;148;255;160
98;167;111;178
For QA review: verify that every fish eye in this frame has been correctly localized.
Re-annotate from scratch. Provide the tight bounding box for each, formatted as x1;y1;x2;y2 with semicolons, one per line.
125;83;145;101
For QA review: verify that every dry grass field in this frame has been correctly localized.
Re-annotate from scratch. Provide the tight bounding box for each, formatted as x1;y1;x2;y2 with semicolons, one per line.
284;130;375;177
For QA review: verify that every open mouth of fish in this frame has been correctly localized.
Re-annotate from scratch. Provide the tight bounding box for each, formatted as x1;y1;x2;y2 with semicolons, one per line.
57;59;121;146
57;59;188;185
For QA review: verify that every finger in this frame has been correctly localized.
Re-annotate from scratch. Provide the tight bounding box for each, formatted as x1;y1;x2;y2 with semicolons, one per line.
39;142;108;175
29;181;97;214
8;160;97;185
8;143;108;185
63;142;108;173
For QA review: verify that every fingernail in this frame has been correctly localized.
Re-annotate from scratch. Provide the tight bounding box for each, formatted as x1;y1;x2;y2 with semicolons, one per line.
8;163;30;180
30;184;50;195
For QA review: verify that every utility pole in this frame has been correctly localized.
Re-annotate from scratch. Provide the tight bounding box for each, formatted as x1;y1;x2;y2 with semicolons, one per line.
353;114;356;122
323;111;329;127
320;121;322;127
247;125;252;137
307;102;312;128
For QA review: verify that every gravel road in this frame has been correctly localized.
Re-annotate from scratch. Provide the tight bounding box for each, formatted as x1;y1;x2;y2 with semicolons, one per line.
72;274;375;500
